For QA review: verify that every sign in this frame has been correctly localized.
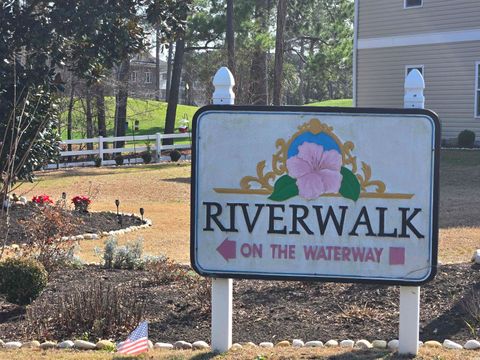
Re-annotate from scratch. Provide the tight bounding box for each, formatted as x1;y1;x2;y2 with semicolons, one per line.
191;106;439;285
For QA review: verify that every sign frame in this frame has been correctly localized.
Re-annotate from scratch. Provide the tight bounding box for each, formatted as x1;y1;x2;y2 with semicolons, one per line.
190;105;440;286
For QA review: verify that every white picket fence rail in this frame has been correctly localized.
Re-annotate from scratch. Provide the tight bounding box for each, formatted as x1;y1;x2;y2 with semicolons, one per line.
46;132;192;169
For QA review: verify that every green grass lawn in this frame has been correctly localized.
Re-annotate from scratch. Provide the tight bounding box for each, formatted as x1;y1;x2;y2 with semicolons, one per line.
61;97;198;140
307;99;353;107
60;97;352;142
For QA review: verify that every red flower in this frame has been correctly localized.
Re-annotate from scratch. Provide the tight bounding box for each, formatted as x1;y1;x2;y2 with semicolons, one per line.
32;194;53;205
71;195;92;212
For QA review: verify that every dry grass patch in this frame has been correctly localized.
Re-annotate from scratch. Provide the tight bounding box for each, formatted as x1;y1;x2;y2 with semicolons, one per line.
336;302;386;323
439;227;480;264
17;163;191;263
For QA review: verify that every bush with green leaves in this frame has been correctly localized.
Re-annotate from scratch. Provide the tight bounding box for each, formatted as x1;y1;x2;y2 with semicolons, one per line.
458;130;476;148
102;238;144;270
169;149;182;162
141;151;153;164
0;258;48;305
114;154;124;166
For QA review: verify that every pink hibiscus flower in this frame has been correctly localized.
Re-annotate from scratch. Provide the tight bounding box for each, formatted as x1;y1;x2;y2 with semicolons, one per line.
286;142;343;200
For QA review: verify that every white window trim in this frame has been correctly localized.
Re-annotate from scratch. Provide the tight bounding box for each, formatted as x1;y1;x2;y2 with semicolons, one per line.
475;61;480;118
404;0;423;9
145;71;152;84
405;65;424;78
131;71;137;82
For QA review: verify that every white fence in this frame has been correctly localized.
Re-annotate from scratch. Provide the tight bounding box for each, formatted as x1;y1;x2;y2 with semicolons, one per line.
47;132;192;169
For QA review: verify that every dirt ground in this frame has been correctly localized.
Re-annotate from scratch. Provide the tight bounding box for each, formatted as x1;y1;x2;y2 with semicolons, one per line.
0;263;479;344
4;203;144;245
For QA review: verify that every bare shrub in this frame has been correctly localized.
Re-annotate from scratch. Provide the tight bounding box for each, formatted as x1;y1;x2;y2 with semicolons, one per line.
336;302;384;323
193;277;211;314
20;206;79;272
144;256;192;285
462;286;480;336
145;257;211;313
27;281;145;340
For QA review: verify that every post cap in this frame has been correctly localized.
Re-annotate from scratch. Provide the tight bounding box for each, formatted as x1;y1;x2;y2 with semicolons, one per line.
405;69;425;90
213;67;235;87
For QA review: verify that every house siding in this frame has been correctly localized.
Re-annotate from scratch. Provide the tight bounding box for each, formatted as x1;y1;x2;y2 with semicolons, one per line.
357;41;480;139
358;0;480;39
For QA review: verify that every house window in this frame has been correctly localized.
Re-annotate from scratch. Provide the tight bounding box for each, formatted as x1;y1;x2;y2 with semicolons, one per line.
405;65;424;78
145;71;152;84
404;0;422;8
475;62;480;117
130;71;137;82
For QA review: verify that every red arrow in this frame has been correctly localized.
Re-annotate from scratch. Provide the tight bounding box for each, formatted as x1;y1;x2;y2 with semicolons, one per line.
216;238;236;261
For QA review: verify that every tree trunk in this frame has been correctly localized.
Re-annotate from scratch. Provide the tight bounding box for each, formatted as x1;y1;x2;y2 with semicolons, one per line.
164;38;185;146
155;29;161;101
85;86;94;151
305;39;315;103
165;41;174;101
298;38;305;105
66;79;76;153
115;59;130;149
272;0;287;105
95;82;107;150
249;0;269;105
226;0;236;77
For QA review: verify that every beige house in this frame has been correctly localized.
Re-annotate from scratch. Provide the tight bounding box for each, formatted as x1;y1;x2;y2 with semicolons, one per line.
353;0;480;141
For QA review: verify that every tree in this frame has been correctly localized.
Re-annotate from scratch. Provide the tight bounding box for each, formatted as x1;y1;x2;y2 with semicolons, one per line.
161;0;352;107
226;0;236;77
155;0;191;143
0;2;63;195
66;78;77;152
95;82;107;143
164;38;186;145
155;29;162;101
273;0;287;105
249;0;271;105
284;0;354;103
165;42;174;100
84;87;94;150
1;0;193;194
114;59;130;149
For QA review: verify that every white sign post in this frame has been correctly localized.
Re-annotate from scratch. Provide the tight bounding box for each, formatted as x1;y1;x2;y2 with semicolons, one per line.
399;68;425;356
210;67;235;353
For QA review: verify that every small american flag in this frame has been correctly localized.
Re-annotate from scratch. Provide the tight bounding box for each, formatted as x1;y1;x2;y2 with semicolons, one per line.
117;321;149;355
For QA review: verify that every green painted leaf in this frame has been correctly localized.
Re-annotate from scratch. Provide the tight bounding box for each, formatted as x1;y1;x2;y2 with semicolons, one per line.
339;167;361;201
268;175;299;201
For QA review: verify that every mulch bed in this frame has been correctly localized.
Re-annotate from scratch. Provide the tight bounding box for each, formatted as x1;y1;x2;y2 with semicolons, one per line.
0;263;478;343
2;203;144;245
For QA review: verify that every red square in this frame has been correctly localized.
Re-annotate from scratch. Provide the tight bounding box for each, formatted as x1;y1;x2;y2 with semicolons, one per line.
389;247;405;265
